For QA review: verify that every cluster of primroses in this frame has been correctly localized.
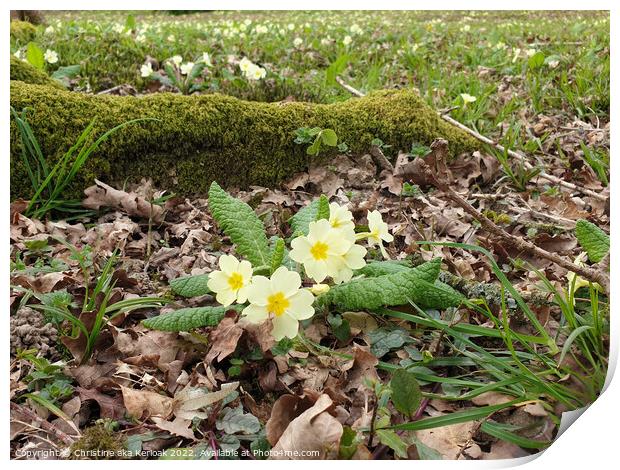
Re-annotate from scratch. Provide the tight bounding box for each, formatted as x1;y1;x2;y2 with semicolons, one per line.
207;203;393;340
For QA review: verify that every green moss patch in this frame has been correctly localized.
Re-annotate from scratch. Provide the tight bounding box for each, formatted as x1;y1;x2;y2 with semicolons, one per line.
10;21;38;43
10;80;479;199
10;55;64;89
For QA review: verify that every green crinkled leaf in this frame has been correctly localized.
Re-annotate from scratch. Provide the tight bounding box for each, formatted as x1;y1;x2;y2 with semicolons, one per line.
575;219;609;263
317;259;461;311
169;274;211;298
289;198;320;235
390;369;422;416
270;237;286;274
208;182;270;267
142;306;240;331
316;194;330;221
356;260;412;277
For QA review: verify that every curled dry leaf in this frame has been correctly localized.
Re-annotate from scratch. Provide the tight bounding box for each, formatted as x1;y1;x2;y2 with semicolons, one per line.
121;386;174;419
270;394;344;460
415;421;482;460
83;179;164;222
205;315;243;363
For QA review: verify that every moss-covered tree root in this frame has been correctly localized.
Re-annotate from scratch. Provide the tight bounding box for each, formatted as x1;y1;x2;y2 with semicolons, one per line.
10;79;479;199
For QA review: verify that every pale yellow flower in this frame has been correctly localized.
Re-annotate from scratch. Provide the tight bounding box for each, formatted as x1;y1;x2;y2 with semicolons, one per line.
328;202;355;232
365;210;393;259
242;267;315;340
207;255;253;307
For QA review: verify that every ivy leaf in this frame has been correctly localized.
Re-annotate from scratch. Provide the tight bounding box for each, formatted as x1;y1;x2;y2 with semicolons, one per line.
142;306;241;331
368;327;411;358
289;198;321;235
216;405;261;434
208;182;271;267
390;369;422;416
170;274;211;298
575;219;609;263
316;194;330;220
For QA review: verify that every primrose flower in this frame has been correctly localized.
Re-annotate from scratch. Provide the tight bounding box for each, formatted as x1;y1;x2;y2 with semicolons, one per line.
365;210;393;258
239;57;253;73
44;25;55;35
350;24;363;35
343;35;352;46
207;255;253;307
167;34;176;42
328;202;355;233
136;34;146;43
241;267;315;340
310;284;330;295
202;52;212;66
290;219;352;283
140;62;153;78
14;50;24;60
171;55;183;67
255;24;268;34
44;49;58;64
180;62;195;75
460;93;477;105
246;64;267;81
293;37;303;48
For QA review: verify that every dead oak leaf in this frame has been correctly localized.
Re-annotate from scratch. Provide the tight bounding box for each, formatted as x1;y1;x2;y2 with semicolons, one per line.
270;394;343;460
205;316;243;363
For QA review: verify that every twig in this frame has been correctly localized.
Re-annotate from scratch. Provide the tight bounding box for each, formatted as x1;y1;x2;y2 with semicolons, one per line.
421;140;610;293
370;144;394;172
439;114;607;202
11;402;77;445
335;76;364;97
334;76;607;202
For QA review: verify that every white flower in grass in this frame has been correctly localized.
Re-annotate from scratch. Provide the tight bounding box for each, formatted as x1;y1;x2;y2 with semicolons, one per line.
140;62;153;78
44;49;58;64
460;93;477;105
207;255;253;307
44;25;55;35
246;64;266;81
239;57;253;73
365;210;393;259
180;62;195;75
343;35;352;46
328;202;355;232
293;37;303;48
290;219;351;283
171;55;183;67
242;267;315;340
202;52;212;66
14;50;24;60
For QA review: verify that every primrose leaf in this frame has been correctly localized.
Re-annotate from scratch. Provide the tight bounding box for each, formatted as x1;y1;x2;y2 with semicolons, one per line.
142;306;241;331
390;369;422;416
208;182;271;267
317;259;462;311
269;237;286;274
316;194;330;221
320;129;338;146
170;274;211;297
26;42;44;70
575;219;609;263
216;405;261;434
290;198;321;235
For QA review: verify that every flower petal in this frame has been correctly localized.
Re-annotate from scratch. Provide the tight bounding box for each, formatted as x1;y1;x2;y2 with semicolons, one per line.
215;288;236;307
218;254;240;275
286;290;315;320
246;276;271;305
271;313;299;340
207;271;229;292
289;236;311;262
238;260;254;280
242;304;269;323
270;267;301;297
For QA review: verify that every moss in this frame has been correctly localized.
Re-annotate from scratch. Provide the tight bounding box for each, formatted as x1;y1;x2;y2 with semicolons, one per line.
69;422;126;460
10;20;38;43
10;81;480;199
10;56;64;89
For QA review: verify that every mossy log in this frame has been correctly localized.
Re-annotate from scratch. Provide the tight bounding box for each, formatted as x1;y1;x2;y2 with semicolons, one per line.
10;56;64;89
10;20;38;43
10;79;479;199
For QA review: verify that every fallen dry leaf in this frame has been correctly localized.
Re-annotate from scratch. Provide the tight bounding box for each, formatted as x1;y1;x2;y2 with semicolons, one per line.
83;179;164;222
270;394;343;460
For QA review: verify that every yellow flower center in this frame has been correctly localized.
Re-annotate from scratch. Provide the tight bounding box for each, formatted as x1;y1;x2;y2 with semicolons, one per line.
267;292;290;316
227;272;244;291
331;219;342;228
310;241;329;260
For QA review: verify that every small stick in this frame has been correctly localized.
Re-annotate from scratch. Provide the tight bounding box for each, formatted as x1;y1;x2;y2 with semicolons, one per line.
421;140;609;293
439;114;607;202
370;145;394;172
334;77;607;202
11;402;77;445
